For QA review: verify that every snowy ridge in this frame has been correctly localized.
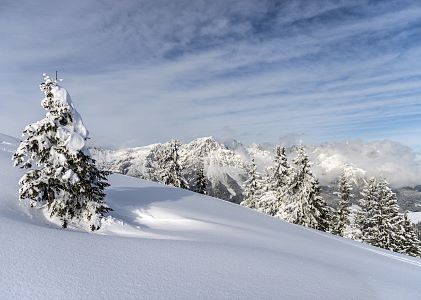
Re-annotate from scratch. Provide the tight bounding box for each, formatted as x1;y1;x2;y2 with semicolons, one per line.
1;137;421;299
0;133;19;153
93;137;421;188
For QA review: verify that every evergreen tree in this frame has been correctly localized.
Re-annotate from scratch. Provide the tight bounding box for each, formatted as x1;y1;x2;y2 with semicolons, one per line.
240;158;262;209
259;146;291;216
145;140;188;189
144;144;164;182
333;169;353;236
164;140;188;188
282;146;329;231
194;163;207;195
376;180;404;252
400;212;421;257
347;206;362;241
358;178;421;257
13;74;111;231
358;178;381;245
269;146;290;192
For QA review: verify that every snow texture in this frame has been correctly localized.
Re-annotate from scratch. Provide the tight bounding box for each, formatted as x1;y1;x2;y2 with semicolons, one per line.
1;134;421;299
408;211;421;224
52;84;88;152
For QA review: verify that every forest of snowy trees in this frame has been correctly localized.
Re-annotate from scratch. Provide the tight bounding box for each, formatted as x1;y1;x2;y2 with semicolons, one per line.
244;147;421;257
139;141;421;257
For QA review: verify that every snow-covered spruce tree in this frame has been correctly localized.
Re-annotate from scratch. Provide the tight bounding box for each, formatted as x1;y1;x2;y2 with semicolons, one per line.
347;205;362;241
358;178;380;244
145;140;188;189
240;157;262;209
358;178;414;254
375;180;403;251
13;74;111;231
332;168;353;236
144;144;164;182
258;146;291;217
401;213;421;257
194;163;207;195
282;146;329;231
163;140;188;189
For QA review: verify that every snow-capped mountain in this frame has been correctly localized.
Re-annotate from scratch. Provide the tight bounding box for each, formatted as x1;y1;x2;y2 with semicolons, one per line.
91;137;421;210
92;137;248;203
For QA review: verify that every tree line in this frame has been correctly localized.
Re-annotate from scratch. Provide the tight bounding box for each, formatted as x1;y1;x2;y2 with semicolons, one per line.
139;139;421;257
240;145;421;257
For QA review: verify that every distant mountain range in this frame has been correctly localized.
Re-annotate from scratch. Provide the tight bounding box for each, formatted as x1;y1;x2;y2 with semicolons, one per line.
91;136;421;212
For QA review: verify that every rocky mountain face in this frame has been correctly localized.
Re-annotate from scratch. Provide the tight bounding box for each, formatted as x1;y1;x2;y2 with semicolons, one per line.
91;137;421;211
91;137;248;204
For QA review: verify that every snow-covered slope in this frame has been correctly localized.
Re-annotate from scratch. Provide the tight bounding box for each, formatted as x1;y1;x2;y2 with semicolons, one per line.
1;138;421;299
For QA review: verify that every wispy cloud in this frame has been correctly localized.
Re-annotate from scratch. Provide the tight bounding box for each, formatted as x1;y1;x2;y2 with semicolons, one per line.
1;0;421;149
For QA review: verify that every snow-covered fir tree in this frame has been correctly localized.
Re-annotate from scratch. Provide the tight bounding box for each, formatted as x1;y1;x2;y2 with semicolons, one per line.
375;179;403;251
145;140;188;189
240;157;262;209
282;146;329;231
358;178;381;244
358;178;421;256
144;145;163;182
270;146;290;192
258;146;290;216
163;140;188;188
332;168;353;236
13;74;111;231
401;213;421;257
347;205;362;240
194;163;207;195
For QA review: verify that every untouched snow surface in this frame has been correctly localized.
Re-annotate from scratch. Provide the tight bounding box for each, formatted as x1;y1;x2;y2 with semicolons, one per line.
1;144;421;299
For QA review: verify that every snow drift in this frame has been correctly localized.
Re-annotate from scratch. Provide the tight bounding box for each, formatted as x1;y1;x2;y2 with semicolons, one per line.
0;136;421;299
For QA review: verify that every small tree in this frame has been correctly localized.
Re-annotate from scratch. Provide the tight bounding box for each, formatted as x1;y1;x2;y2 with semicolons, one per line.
240;158;262;209
358;178;421;256
358;178;381;245
400;213;421;257
164;140;188;188
282;146;329;231
259;146;291;217
332;168;353;236
376;180;404;252
145;140;188;189
13;74;111;231
194;163;207;195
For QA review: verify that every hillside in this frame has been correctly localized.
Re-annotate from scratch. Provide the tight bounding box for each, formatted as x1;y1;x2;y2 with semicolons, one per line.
1;137;421;299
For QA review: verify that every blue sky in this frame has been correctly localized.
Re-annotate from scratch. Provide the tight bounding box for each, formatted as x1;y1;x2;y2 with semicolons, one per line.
1;0;421;149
